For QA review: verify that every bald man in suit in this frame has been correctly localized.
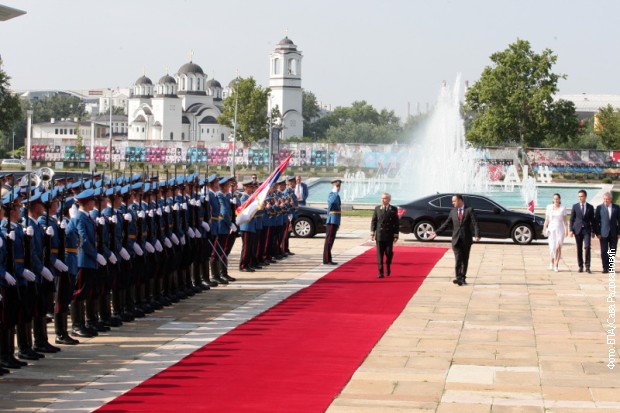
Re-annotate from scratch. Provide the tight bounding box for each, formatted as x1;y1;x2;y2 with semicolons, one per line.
371;193;399;278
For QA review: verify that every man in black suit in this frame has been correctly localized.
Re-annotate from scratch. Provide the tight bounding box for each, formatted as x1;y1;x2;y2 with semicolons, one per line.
429;194;480;286
569;190;595;273
594;191;620;273
370;193;399;278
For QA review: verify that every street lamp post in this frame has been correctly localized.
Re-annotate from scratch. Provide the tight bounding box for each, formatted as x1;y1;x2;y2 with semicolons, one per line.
26;109;33;170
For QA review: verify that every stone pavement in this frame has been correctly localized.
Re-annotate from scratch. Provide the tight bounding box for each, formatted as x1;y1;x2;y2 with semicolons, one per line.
0;217;617;412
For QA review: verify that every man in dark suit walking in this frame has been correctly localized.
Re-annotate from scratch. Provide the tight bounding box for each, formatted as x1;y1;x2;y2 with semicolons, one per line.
569;190;595;273
294;176;309;206
370;193;399;278
594;191;620;273
429;194;479;286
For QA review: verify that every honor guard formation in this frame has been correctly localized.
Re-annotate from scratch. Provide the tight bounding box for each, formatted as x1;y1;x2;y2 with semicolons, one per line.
0;168;299;375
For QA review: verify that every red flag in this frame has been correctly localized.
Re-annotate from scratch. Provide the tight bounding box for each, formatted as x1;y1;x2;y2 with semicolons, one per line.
528;200;535;213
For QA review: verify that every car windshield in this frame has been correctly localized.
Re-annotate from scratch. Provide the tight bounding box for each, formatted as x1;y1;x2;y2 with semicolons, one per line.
464;196;503;212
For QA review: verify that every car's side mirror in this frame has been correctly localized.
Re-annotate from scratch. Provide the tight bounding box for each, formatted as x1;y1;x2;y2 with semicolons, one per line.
493;207;501;214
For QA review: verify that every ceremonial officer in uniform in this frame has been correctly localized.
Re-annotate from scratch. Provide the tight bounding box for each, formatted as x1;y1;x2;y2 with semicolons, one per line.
238;180;256;272
323;179;342;265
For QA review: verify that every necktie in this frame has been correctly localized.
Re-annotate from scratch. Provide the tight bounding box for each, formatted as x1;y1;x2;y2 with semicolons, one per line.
458;208;463;222
582;203;585;217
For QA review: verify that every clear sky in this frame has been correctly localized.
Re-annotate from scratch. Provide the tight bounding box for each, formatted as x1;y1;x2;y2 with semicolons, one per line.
1;0;619;119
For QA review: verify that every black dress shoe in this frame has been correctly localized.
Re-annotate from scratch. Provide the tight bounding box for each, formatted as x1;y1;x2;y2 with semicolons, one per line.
0;366;9;375
1;357;22;369
603;269;609;273
461;279;468;285
72;328;94;338
377;274;384;278
452;279;463;286
328;261;338;265
214;276;229;285
578;267;584;273
55;335;79;345
586;268;591;273
286;251;295;256
18;351;40;361
206;279;219;287
223;274;236;282
254;265;264;270
240;268;255;272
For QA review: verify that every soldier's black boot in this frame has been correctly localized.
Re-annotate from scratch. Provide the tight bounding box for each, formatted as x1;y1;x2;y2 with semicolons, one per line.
55;313;79;345
33;315;61;353
71;301;93;338
204;261;218;287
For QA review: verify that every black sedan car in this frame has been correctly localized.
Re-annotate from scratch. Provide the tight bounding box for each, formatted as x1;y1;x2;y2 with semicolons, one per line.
291;205;328;238
398;193;546;244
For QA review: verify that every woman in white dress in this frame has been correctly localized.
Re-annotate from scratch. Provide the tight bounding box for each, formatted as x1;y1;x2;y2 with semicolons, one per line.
543;193;569;272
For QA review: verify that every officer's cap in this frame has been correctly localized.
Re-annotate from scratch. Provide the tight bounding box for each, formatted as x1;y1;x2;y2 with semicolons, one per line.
207;173;218;184
219;176;231;186
130;182;142;192
331;178;343;184
76;189;95;203
287;176;296;182
131;173;142;183
62;198;76;210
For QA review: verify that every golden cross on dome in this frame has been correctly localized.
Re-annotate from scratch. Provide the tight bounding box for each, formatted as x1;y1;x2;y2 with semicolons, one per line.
189;49;194;62
285;28;288;37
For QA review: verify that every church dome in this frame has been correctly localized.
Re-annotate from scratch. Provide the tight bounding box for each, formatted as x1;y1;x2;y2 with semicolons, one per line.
158;74;177;85
276;36;297;51
134;75;153;85
206;79;221;88
178;62;205;75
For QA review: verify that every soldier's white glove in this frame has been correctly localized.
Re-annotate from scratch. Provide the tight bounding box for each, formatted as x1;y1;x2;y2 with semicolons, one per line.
119;247;130;261
180;235;186;245
108;253;118;264
195;199;202;207
201;221;210;231
137;211;146;219
96;217;106;226
69;204;79;218
133;243;143;256
172;203;179;211
109;215;118;224
23;269;36;282
187;227;195;238
45;226;55;236
53;259;68;272
154;239;163;252
144;241;155;253
41;267;54;281
8;231;15;241
26;226;34;237
156;207;162;216
164;237;172;248
164;205;171;213
171;233;179;245
59;220;68;229
231;223;238;232
148;210;155;218
288;214;293;221
4;272;16;286
181;203;188;210
232;198;237;205
96;253;107;266
123;213;132;222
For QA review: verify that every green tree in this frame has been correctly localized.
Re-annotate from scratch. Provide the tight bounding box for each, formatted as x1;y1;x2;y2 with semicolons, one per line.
30;95;86;124
0;63;22;136
302;90;320;123
217;77;270;142
595;105;620;149
465;39;578;148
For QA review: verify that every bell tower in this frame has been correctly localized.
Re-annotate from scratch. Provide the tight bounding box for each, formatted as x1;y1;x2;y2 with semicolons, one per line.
269;35;303;140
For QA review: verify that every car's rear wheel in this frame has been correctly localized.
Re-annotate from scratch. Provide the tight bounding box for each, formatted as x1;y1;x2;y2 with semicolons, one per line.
293;217;315;238
414;220;436;242
511;224;533;244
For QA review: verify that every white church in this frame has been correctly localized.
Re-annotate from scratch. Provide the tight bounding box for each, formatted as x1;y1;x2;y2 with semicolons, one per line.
127;36;304;144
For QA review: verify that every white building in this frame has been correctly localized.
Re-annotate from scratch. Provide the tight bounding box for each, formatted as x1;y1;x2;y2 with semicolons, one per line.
127;61;229;146
556;94;620;120
269;36;303;140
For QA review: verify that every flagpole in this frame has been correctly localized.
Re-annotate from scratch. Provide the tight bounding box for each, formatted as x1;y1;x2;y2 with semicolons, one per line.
232;71;239;178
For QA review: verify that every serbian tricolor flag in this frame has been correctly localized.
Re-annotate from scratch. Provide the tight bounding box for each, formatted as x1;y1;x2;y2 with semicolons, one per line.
528;200;535;213
235;155;292;225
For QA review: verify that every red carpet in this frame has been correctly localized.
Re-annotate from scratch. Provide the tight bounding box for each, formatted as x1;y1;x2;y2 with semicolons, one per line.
97;246;447;413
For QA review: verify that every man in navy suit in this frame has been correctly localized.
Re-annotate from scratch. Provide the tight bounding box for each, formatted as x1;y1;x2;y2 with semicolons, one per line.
429;194;480;286
569;190;595;273
594;191;620;274
295;176;309;206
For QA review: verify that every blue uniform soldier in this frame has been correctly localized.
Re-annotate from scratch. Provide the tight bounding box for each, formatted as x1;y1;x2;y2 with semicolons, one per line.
323;179;342;265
